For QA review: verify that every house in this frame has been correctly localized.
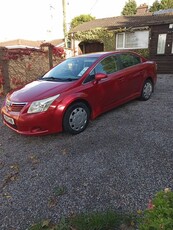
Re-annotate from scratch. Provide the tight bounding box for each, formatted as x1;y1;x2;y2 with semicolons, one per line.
69;8;173;74
0;38;65;49
0;39;43;49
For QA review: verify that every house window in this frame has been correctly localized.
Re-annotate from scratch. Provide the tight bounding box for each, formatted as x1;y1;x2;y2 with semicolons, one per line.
117;34;124;49
116;31;149;49
157;34;167;54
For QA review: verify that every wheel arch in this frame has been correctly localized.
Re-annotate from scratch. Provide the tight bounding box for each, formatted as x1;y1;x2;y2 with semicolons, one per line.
63;98;92;119
140;77;154;101
144;77;154;91
62;99;92;134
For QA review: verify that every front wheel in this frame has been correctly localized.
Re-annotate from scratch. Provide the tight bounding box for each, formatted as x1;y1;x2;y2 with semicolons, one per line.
63;102;90;134
140;79;153;101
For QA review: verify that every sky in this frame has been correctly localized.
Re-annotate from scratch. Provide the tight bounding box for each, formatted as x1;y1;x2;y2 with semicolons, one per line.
0;0;156;42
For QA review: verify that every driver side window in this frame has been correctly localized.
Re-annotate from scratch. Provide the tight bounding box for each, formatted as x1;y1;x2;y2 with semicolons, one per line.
95;56;117;74
84;55;119;83
83;69;96;83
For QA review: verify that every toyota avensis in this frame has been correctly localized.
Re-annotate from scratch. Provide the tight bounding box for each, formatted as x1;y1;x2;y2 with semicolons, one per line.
1;51;157;135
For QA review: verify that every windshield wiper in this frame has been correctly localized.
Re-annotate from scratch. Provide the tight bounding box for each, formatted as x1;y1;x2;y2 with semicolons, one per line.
40;76;78;82
65;78;78;81
41;76;57;81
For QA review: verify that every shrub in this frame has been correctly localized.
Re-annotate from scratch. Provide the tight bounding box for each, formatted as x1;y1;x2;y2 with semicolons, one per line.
139;188;173;230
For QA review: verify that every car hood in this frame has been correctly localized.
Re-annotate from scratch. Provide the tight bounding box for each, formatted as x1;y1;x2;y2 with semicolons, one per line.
9;80;76;102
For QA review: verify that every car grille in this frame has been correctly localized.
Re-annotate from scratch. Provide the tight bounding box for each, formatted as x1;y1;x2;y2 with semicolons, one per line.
6;100;27;112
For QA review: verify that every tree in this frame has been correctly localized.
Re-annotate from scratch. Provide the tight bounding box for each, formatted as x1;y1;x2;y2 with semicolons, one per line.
149;0;161;12
149;0;173;12
70;14;95;29
160;0;173;9
121;0;137;16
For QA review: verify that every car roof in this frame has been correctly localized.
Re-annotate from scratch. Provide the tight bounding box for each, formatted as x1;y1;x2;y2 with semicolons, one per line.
70;51;140;59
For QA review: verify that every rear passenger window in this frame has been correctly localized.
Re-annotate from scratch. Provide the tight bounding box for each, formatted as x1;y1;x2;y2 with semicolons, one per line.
118;54;141;69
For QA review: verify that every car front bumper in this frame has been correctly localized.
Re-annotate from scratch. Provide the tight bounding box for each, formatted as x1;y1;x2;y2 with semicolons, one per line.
1;105;63;135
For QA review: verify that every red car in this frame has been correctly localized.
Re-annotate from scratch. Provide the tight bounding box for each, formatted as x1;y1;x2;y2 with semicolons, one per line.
1;51;157;135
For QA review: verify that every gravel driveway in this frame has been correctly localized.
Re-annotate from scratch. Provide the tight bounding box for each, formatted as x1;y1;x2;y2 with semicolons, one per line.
0;74;173;230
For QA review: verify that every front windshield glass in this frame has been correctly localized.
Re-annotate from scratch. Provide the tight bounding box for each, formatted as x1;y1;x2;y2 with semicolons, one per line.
42;57;97;82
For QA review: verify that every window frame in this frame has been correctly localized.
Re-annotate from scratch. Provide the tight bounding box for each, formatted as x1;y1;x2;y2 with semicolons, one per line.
157;34;167;54
116;31;149;50
83;53;142;84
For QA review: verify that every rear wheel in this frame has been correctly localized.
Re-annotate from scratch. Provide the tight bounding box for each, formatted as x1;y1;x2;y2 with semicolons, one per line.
140;79;153;101
63;102;90;134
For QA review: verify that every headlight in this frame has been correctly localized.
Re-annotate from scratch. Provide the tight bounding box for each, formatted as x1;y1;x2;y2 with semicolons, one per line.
27;95;60;114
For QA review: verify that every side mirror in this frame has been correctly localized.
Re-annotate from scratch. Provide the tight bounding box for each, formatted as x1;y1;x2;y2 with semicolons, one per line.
95;73;107;81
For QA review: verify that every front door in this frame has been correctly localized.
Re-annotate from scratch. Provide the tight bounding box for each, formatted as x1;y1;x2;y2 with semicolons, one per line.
79;42;104;54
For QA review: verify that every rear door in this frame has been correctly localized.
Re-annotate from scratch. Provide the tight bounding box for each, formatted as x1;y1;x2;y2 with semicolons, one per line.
116;53;144;99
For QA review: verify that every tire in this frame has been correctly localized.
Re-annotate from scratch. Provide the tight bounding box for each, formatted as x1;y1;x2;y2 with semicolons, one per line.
140;79;153;101
63;102;90;134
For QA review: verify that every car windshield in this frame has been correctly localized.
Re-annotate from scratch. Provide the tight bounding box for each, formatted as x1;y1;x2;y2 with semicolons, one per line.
41;57;97;82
